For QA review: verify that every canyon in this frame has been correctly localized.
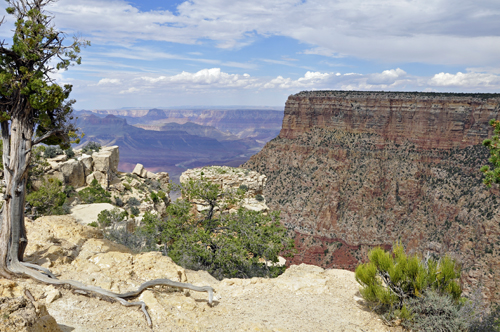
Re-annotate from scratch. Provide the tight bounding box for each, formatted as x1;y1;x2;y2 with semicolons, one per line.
75;109;283;180
244;91;500;302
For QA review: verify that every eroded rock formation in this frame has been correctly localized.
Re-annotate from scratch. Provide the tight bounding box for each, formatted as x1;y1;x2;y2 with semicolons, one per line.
244;91;500;301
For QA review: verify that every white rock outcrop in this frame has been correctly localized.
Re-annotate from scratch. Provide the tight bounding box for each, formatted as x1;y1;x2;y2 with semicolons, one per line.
180;166;268;212
43;145;120;189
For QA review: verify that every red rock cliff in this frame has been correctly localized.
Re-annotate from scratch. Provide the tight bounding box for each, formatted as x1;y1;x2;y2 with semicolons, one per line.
244;91;500;302
281;91;500;149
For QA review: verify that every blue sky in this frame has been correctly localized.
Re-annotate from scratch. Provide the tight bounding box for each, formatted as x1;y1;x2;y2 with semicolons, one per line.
2;0;500;109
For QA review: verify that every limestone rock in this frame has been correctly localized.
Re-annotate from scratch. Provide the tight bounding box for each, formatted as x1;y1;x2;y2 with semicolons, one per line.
101;146;119;173
181;166;268;212
43;286;61;304
92;150;112;173
47;155;67;163
146;171;157;180
70;203;122;225
79;154;93;177
59;159;85;187
0;296;61;332
86;171;107;188
156;172;170;191
132;163;147;178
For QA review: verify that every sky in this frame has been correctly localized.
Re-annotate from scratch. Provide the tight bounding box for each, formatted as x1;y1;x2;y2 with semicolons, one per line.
1;0;500;109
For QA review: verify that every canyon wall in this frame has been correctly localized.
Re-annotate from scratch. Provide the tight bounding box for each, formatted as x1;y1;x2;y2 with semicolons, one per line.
244;91;500;302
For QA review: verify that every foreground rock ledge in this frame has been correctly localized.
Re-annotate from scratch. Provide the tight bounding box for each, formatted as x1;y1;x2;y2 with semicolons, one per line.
0;215;400;331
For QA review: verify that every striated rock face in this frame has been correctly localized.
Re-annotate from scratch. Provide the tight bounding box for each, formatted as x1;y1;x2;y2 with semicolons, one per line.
244;91;500;302
280;91;500;149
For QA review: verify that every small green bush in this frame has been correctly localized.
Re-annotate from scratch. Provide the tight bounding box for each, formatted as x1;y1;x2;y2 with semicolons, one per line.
130;206;140;216
403;290;469;331
114;196;124;207
81;141;101;154
26;178;68;216
255;194;264;202
239;184;249;192
96;208;127;228
157;190;167;203
355;244;462;324
150;192;159;203
78;179;111;204
65;147;75;158
43;146;63;158
127;197;140;207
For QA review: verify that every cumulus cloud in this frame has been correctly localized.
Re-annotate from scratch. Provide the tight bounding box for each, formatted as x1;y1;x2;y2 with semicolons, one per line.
366;68;407;85
428;72;500;87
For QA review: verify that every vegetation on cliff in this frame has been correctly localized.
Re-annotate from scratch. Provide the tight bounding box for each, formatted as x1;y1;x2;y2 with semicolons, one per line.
98;178;295;280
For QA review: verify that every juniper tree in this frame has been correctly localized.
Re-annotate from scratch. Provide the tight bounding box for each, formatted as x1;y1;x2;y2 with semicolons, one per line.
0;0;86;277
0;1;214;326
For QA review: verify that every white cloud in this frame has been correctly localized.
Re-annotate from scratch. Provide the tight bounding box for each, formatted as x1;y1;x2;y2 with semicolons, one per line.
428;72;500;87
366;68;407;85
97;78;121;85
31;0;500;66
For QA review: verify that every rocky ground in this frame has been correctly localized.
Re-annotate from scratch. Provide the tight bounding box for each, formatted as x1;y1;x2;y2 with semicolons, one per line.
1;215;401;332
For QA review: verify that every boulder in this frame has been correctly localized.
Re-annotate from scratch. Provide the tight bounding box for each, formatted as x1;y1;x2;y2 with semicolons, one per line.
47;154;67;163
92;151;112;173
79;154;93;177
101;146;119;173
146;171;157;180
59;159;85;187
86;171;107;188
132;163;147;178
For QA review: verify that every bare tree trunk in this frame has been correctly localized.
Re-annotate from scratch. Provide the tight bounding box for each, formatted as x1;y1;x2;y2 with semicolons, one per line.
0;105;33;277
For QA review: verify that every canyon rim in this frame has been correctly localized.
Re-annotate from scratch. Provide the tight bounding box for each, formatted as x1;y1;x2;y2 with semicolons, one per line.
244;90;500;302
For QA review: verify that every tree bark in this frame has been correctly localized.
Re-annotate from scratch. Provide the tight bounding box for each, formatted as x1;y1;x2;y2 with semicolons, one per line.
0;103;33;277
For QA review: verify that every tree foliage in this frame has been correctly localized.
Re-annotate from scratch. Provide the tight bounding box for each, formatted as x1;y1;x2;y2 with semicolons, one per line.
138;179;295;280
26;178;67;216
480;119;500;187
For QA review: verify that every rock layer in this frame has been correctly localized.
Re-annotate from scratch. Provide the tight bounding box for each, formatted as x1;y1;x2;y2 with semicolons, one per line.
244;91;500;302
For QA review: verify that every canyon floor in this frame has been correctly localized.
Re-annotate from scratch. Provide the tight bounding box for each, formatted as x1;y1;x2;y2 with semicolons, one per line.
3;215;401;332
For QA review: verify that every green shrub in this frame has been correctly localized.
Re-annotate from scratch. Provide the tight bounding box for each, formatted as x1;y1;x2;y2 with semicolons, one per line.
81;141;101;154
157;190;168;203
114;196;124;207
123;183;131;191
239;184;249;192
355;244;462;324
104;228;157;253
138;179;295;280
130;206;140;216
65;147;75;158
43;146;63;158
255;194;264;202
150;192;159;203
26;178;68;216
78;179;111;204
402;290;470;331
127;197;140;207
96;208;127;228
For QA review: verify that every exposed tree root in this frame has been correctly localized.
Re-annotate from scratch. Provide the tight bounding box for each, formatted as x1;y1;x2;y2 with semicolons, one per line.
8;260;215;327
